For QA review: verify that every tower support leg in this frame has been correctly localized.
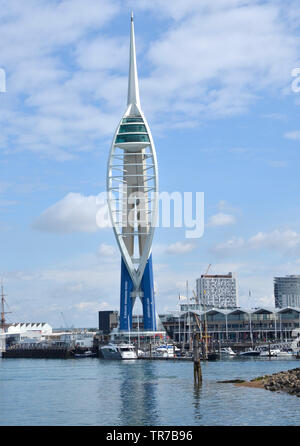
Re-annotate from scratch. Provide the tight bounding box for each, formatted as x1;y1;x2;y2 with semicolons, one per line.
141;254;156;331
119;258;134;331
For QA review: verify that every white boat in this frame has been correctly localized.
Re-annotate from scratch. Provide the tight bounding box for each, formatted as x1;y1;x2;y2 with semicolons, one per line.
100;343;138;360
239;348;260;357
155;344;180;358
272;349;293;357
220;347;236;356
259;349;278;357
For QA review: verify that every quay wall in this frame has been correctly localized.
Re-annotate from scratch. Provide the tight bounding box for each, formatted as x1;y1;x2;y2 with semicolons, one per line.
3;347;73;359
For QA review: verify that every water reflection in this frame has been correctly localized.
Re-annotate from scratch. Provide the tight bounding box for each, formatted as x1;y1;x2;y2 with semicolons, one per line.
192;384;202;422
2;357;300;426
118;361;160;425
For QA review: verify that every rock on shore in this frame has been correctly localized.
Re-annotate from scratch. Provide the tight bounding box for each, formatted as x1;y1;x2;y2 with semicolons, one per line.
237;367;300;397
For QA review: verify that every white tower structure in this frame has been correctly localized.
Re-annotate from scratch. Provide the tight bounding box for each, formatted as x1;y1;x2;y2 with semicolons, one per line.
107;14;158;331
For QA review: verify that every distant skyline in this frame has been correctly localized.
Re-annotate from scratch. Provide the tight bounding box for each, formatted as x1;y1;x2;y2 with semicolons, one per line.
2;1;300;327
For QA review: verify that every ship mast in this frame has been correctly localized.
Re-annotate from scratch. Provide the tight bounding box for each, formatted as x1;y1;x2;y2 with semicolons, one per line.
1;285;11;333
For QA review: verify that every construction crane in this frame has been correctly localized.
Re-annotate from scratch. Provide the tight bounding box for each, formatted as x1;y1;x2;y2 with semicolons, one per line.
203;263;211;276
191;263;211;303
60;312;69;330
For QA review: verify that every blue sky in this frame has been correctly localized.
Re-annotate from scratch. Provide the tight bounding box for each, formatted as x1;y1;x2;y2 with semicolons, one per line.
1;0;300;327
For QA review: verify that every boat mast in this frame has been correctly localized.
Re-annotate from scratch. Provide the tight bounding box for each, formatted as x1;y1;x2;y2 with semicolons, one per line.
1;285;11;333
137;310;140;349
178;293;181;345
187;280;192;351
128;314;131;344
0;285;4;332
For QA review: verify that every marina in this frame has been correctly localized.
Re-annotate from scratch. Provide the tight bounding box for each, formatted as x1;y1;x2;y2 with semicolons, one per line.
1;5;300;429
1;356;300;426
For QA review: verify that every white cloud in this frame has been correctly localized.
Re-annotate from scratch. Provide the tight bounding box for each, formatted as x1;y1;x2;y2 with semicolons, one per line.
132;0;259;21
73;301;108;312
214;236;245;253
140;1;299;121
32;192;109;233
0;1;299;160
214;229;300;256
261;113;287;121
284;131;300;140
207;212;236;227
75;37;128;72
248;230;300;252
98;243;116;257
268;160;288;168
0;0;121;160
4;258;120;326
166;241;197;255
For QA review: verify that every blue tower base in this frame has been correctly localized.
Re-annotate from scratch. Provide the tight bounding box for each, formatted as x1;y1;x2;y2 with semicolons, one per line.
119;254;156;331
141;254;157;331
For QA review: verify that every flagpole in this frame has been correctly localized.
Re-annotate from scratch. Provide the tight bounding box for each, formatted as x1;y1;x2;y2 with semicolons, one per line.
187;280;191;352
178;293;181;347
128;314;131;344
137;309;140;349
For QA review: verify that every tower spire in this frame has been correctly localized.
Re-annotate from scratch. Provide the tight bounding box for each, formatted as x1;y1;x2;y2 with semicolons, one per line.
127;12;141;113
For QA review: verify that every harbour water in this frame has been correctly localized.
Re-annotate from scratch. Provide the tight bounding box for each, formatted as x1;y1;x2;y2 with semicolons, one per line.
0;357;299;426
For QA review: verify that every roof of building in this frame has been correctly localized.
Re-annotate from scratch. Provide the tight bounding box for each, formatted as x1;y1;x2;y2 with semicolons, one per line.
178;306;300;317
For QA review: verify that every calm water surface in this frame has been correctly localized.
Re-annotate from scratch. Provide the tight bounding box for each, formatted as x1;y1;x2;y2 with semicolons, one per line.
0;357;299;426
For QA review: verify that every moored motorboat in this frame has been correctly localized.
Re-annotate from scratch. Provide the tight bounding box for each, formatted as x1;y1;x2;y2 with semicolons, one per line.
155;344;180;357
259;349;278;357
100;342;138;360
273;349;293;357
239;348;260;357
74;350;96;358
220;347;236;356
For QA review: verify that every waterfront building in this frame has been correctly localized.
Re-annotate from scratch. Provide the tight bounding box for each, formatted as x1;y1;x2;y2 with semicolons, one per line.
160;307;300;344
98;310;119;334
7;322;52;336
274;275;300;308
100;306;300;345
2;322;53;350
107;14;158;331
196;272;238;309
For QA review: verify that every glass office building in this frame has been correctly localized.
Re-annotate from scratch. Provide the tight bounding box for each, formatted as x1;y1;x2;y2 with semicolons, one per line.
274;275;300;308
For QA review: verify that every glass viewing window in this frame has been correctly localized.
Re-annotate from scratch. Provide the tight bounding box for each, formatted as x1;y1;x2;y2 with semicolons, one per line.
115;134;150;143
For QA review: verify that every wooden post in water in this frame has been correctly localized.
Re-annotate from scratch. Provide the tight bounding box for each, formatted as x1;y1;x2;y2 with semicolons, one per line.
193;332;202;385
